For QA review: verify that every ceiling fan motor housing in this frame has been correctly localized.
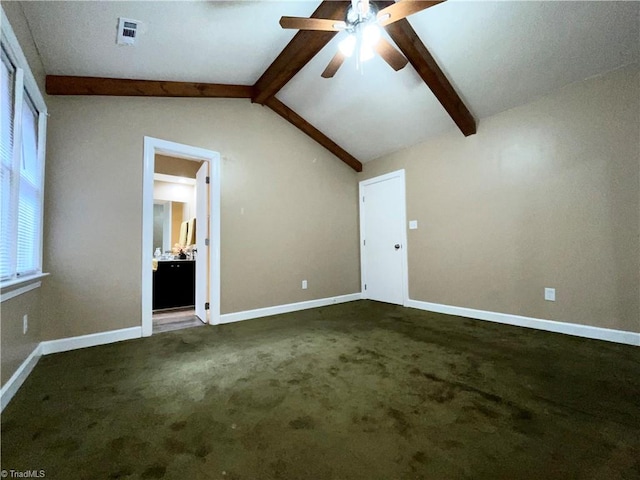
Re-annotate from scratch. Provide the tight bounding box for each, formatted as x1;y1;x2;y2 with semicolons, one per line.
344;2;379;33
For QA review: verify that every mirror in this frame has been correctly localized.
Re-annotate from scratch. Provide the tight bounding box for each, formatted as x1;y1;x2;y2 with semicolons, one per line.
153;200;187;253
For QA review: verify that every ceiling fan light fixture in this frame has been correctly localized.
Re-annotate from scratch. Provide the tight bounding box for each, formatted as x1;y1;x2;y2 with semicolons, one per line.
362;23;381;47
359;45;375;62
339;34;356;57
346;6;360;24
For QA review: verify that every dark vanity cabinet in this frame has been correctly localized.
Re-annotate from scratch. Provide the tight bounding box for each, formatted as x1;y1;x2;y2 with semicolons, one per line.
153;260;195;310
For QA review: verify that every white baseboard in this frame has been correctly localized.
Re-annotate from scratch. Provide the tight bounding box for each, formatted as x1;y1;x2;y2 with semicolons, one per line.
0;343;42;412
219;293;362;324
40;326;142;355
406;299;640;346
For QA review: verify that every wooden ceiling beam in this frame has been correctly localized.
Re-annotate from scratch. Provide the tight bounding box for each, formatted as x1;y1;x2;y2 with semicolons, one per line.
46;75;254;98
252;1;350;105
264;97;362;172
46;74;361;171
384;19;477;136
252;1;362;171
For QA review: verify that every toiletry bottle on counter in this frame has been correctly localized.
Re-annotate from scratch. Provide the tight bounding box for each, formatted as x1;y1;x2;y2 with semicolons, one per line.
154;248;161;259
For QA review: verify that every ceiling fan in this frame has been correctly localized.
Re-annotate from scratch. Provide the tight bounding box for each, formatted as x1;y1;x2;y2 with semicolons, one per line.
280;0;443;78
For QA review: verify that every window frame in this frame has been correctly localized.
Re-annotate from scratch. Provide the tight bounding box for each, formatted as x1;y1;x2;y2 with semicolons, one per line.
1;7;48;291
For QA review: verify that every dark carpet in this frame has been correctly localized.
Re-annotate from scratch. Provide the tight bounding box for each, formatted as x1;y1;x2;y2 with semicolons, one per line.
2;300;639;479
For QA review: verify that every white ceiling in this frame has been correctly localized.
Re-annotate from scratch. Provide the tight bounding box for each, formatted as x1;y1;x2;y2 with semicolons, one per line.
19;1;640;163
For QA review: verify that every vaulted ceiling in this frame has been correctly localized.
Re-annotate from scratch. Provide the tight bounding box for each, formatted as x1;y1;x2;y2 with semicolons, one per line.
18;1;640;171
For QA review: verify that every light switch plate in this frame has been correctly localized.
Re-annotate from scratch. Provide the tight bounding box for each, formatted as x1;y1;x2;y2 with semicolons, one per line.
544;288;556;301
409;220;418;230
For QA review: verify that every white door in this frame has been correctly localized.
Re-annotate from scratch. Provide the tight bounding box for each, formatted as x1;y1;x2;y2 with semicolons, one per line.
360;171;407;305
195;162;209;322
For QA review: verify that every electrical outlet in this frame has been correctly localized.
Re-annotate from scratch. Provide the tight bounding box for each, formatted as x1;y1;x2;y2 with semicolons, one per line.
23;314;28;334
302;280;308;290
544;288;556;302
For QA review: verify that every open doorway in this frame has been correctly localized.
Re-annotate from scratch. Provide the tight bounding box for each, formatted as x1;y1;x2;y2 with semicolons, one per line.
142;137;221;337
152;160;201;333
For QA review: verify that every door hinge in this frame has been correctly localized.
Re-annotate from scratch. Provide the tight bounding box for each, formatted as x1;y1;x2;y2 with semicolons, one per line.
362;196;365;202
204;238;210;246
364;284;367;290
363;239;366;246
206;176;210;184
205;302;210;310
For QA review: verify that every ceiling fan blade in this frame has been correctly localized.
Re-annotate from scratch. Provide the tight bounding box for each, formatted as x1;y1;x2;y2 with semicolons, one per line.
375;38;408;71
377;1;445;27
280;16;346;32
321;51;347;78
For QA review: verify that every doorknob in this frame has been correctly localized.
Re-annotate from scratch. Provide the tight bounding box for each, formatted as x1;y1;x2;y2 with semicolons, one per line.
394;244;401;250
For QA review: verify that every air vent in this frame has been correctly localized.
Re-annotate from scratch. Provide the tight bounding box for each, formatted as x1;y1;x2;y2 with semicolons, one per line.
116;17;141;46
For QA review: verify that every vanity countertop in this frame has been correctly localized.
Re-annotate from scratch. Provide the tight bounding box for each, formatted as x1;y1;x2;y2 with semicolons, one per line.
156;258;195;262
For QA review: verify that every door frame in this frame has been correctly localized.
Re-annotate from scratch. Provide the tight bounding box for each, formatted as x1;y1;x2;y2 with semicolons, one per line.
359;169;409;306
142;136;221;336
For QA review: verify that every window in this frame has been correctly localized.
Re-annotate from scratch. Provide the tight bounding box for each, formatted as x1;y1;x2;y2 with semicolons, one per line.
1;10;47;286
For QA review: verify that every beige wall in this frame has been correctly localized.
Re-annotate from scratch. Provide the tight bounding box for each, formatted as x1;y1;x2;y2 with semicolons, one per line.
42;96;360;340
362;65;640;333
1;4;48;386
1;289;42;385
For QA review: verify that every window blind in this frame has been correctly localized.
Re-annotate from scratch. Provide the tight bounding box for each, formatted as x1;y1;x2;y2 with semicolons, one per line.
0;50;15;279
17;93;40;275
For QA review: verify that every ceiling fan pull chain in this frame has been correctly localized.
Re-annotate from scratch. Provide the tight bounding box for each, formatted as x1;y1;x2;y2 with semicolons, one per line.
355;27;363;72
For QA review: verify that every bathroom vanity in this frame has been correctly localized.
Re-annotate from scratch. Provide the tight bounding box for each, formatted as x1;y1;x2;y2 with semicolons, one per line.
152;259;195;310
